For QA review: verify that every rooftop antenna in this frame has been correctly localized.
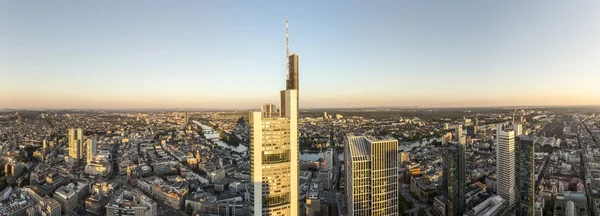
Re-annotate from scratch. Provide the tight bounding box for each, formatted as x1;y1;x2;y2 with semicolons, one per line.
286;19;290;81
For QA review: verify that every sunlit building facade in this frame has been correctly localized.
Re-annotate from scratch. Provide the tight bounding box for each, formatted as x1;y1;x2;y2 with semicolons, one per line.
248;91;299;214
345;135;399;216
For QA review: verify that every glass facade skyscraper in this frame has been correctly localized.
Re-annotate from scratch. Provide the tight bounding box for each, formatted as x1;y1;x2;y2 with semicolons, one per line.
442;141;466;216
517;135;535;216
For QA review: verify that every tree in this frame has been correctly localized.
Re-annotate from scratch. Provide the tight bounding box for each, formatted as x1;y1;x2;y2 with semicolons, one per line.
186;203;194;214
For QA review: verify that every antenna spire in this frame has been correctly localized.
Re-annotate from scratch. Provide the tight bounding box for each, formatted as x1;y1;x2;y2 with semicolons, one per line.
286;19;290;81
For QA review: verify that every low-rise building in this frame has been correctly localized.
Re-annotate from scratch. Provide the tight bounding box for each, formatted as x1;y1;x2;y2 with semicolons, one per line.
105;190;157;216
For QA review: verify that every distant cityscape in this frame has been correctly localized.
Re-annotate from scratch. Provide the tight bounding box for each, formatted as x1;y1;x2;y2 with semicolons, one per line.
3;41;600;215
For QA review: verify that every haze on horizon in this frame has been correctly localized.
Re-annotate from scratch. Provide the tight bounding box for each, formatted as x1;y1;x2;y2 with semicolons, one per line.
1;1;599;109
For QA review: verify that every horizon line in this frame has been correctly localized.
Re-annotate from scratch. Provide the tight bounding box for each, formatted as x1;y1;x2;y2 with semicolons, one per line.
2;104;600;112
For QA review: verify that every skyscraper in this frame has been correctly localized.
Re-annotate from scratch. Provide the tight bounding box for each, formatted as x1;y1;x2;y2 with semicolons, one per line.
514;123;523;136
497;124;516;208
442;142;466;216
68;128;82;161
516;136;535;216
184;110;189;124
87;139;97;163
345;135;399;216
456;125;463;141
249;92;298;215
249;32;299;214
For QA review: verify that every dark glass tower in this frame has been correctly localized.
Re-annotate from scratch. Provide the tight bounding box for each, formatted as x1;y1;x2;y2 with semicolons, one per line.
442;142;466;216
281;54;299;118
516;136;535;216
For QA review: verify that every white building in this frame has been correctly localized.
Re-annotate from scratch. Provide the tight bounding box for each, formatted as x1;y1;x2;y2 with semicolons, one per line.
497;124;516;208
324;149;334;171
345;135;399;216
105;190;157;216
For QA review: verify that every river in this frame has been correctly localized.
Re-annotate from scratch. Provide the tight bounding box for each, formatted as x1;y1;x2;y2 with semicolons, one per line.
193;120;440;159
193;121;248;153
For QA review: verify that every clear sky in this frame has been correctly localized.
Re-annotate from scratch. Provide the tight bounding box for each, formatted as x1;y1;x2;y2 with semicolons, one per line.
1;1;599;109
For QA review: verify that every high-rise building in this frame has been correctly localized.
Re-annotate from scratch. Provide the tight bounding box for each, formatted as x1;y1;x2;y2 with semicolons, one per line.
455;125;463;141
249;95;298;215
76;128;83;141
248;21;300;216
442;142;466;216
249;85;298;214
496;124;516;208
68;128;82;161
184;110;189;124
87;139;97;163
514;123;523;136
516;136;535;216
345;135;399;216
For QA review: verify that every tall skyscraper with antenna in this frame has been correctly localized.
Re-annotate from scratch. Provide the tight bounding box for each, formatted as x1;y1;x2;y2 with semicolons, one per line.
249;19;299;216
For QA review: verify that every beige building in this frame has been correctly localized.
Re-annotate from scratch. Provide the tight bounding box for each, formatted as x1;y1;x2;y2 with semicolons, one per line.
68;128;84;161
345;135;399;216
249;89;299;216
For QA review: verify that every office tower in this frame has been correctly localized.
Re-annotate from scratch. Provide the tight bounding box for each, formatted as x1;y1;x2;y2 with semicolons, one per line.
249;94;298;215
261;103;275;118
248;20;300;215
249;96;298;214
68;128;81;161
496;124;516;208
76;128;83;141
87;139;97;163
514;123;523;136
455;125;463;141
345;135;399;216
184;110;189;124
516;136;535;216
400;152;410;164
442;141;466;216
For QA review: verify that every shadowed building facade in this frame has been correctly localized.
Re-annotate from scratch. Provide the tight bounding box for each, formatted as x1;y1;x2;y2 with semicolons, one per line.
442;141;466;216
516;135;535;216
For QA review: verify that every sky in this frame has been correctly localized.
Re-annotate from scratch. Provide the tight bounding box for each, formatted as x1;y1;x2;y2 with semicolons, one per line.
1;1;599;109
